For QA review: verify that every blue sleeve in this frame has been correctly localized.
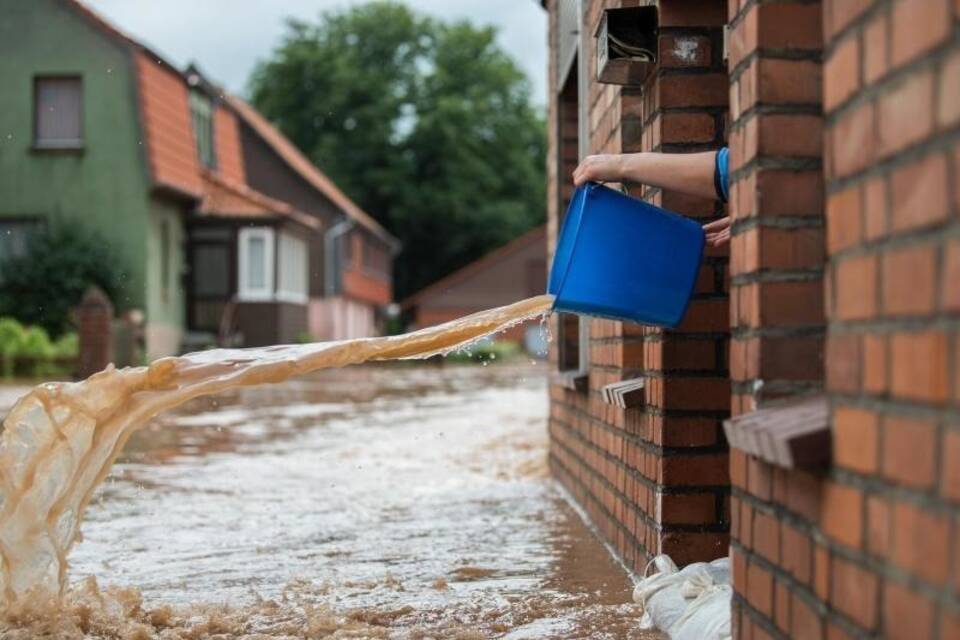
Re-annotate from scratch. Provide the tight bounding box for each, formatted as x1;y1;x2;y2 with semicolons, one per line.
715;147;729;203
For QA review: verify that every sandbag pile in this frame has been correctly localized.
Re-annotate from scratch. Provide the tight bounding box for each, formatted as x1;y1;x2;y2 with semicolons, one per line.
632;554;732;640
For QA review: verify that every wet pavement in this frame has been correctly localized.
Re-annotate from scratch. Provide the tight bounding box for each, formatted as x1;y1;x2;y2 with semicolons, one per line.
40;363;654;638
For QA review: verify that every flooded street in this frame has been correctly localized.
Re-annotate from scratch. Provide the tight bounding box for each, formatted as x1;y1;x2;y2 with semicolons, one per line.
38;362;653;638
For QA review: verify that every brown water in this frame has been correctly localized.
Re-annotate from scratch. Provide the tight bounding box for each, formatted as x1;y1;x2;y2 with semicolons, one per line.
0;361;656;638
0;295;553;604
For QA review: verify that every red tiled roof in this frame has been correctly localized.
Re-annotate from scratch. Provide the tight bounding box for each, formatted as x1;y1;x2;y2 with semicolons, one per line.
214;105;246;185
198;172;320;230
226;96;398;247
402;225;547;309
135;51;203;198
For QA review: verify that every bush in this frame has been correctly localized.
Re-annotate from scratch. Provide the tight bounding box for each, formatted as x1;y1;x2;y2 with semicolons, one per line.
21;326;53;377
0;317;24;379
0;221;125;337
52;332;79;359
0;318;77;379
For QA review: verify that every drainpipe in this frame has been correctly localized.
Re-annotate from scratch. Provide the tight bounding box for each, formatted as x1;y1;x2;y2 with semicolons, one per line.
324;218;355;297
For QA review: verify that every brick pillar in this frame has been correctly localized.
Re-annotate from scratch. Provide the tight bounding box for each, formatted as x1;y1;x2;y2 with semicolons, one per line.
726;1;825;638
630;0;732;565
820;1;960;638
76;286;113;378
728;1;960;639
728;0;826;415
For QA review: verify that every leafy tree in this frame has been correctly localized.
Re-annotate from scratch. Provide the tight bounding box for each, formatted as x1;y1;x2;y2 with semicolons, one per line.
248;2;546;297
0;223;124;337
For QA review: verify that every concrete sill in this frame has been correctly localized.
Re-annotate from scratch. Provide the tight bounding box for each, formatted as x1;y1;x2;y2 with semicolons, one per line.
552;370;588;393
723;395;830;470
602;378;645;408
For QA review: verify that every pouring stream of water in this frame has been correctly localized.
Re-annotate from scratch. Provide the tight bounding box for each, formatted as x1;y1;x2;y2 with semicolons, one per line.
0;295;554;603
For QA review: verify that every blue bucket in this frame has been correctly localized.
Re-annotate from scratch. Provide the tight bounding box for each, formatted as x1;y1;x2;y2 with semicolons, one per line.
548;182;705;328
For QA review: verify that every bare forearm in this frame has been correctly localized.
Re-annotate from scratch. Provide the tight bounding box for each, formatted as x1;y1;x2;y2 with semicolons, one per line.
618;151;717;200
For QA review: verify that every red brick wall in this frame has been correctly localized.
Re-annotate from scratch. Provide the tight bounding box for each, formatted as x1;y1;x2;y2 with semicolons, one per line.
546;0;731;571
729;1;960;638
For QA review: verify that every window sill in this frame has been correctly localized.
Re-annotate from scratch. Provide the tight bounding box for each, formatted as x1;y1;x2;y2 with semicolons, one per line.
602;377;645;408
237;292;309;306
275;291;309;305
552;370;588;393
723;395;829;470
31;142;84;155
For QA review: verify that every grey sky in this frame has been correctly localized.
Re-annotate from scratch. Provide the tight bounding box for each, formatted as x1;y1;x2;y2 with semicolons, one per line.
83;0;549;104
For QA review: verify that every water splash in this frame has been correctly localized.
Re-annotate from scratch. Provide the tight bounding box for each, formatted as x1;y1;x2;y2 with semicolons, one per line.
0;296;554;602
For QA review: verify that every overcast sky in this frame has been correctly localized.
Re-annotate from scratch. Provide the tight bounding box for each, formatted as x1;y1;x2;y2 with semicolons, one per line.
83;0;549;104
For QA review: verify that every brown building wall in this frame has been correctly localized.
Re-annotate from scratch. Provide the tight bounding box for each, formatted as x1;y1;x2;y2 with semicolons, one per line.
235;300;307;346
729;1;960;639
545;0;731;571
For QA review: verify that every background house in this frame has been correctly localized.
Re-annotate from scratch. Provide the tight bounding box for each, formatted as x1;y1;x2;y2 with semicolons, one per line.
402;225;547;350
227;95;399;341
543;1;959;638
0;0;397;357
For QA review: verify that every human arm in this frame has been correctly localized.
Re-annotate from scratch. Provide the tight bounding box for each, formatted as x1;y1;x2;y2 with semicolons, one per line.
573;151;719;200
572;149;731;246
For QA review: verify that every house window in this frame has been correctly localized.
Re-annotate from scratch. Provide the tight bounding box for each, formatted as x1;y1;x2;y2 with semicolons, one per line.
0;220;41;263
276;232;308;304
238;227;274;301
34;76;83;149
190;91;216;169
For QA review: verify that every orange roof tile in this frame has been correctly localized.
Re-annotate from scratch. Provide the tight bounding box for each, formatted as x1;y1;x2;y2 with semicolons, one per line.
135;51;203;197
226;96;398;247
213;105;246;185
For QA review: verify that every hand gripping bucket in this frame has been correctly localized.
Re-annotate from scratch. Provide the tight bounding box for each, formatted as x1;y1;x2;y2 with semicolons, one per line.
548;182;705;328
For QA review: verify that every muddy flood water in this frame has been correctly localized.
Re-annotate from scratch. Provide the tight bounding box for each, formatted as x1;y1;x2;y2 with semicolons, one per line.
2;363;658;639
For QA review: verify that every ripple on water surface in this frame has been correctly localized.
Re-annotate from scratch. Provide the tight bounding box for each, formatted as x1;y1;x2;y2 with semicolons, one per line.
3;363;659;639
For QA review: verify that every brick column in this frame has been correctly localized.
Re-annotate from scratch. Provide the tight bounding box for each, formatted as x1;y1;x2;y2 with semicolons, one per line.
727;1;960;639
726;0;826;638
727;0;826;415
632;0;732;566
76;286;113;378
821;1;960;638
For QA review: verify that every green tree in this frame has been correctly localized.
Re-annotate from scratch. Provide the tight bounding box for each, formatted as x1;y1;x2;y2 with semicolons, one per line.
0;223;124;337
248;2;545;297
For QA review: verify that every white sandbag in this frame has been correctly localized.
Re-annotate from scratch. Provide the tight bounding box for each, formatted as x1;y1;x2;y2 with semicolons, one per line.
669;585;732;640
632;554;732;640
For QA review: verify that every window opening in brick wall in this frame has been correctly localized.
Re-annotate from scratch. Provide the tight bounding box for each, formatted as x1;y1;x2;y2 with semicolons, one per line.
556;56;587;378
